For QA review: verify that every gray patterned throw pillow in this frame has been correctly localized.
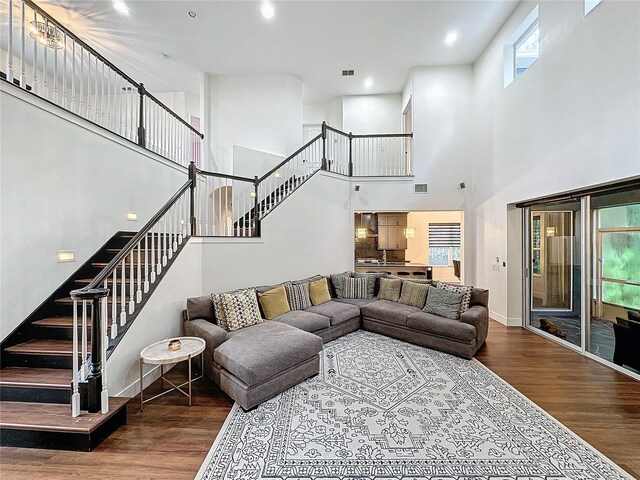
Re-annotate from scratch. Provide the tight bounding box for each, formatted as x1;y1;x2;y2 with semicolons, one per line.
330;271;353;299
218;289;263;332
423;286;464;320
435;282;474;313
285;282;312;310
354;272;387;298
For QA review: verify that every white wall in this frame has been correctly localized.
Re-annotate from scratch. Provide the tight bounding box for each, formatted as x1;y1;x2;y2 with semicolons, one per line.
342;94;402;134
0;85;188;340
303;103;329;125
470;0;640;324
108;240;203;397
209;73;303;174
153;91;200;125
199;172;352;293
232;145;284;179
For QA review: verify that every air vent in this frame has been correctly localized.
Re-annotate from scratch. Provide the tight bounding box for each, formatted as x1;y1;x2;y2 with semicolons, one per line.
342;70;355;76
414;184;428;194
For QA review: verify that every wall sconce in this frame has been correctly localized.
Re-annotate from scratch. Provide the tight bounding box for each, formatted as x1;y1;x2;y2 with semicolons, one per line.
404;228;416;238
546;227;557;237
126;211;138;221
356;228;367;239
57;250;76;263
275;170;281;178
250;191;256;198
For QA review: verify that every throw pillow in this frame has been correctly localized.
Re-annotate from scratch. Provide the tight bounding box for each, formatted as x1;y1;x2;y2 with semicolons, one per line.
354;272;387;298
398;281;430;309
211;292;228;330
329;271;353;299
423;287;464;320
285;282;312;310
378;277;402;302
435;282;474;313
258;285;290;320
219;289;263;332
309;277;331;306
343;277;368;299
186;295;215;322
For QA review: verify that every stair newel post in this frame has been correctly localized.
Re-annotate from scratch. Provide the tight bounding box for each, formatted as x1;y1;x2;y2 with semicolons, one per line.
253;176;261;237
321;121;327;171
137;83;146;147
348;132;354;177
189;162;197;236
71;287;109;414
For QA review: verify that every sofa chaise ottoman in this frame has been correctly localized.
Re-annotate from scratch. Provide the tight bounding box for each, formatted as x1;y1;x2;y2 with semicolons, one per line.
213;321;322;410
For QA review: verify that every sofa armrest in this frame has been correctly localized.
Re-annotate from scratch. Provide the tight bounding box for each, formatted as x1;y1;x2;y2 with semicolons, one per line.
184;319;228;356
459;305;489;348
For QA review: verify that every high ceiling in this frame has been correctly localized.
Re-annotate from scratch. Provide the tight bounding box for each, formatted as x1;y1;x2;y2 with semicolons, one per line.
38;1;519;103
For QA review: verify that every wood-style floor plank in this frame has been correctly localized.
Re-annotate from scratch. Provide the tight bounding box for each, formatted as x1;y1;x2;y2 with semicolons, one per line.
1;320;639;479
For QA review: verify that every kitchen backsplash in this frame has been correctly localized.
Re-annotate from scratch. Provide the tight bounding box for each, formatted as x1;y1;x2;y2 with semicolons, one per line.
355;237;405;262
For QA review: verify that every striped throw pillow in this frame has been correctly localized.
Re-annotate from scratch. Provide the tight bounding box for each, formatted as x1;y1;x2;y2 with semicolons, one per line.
285;282;312;310
398;281;430;309
343;277;368;299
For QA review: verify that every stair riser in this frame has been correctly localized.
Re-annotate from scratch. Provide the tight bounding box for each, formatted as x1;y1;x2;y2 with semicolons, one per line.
0;406;127;451
31;326;91;341
0;386;71;404
4;353;80;369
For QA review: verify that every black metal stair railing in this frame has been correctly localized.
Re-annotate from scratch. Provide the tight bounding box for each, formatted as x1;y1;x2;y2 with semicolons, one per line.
1;0;204;167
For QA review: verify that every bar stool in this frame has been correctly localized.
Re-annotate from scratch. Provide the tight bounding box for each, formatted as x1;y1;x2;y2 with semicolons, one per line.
381;271;392;275
397;271;410;276
366;271;377;273
412;271;426;277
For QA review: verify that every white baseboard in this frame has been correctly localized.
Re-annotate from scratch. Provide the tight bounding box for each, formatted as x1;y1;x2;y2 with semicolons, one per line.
115;363;176;398
490;310;522;327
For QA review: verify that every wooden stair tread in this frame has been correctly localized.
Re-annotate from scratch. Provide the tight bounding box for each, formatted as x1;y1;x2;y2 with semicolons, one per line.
5;340;87;356
32;317;92;328
75;278;115;285
0;397;129;433
0;367;72;388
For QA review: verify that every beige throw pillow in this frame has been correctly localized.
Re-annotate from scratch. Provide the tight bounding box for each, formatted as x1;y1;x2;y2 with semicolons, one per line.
378;277;402;302
398;281;430;309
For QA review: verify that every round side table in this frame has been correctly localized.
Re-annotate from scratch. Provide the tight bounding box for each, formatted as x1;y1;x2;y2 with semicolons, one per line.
139;336;205;411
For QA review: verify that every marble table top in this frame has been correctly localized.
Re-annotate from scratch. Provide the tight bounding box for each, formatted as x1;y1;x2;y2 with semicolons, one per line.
140;336;205;365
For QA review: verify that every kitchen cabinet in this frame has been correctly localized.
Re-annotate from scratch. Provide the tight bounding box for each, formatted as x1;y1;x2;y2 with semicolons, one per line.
378;213;408;250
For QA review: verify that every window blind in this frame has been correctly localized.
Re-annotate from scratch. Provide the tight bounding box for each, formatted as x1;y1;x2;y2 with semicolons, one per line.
429;223;461;247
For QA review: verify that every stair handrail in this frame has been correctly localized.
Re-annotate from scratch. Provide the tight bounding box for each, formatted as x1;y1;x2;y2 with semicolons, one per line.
258;133;323;183
84;180;193;290
3;1;204;166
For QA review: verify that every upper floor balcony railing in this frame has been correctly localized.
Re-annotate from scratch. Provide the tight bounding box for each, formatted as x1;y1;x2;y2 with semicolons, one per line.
0;0;203;167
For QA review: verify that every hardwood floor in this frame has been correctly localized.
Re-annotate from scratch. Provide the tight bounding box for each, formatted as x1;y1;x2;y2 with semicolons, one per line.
1;320;640;479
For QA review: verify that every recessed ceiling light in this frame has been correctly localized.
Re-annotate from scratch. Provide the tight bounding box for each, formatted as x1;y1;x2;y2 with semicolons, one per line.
188;11;197;18
113;0;129;16
261;1;275;20
444;30;459;46
364;77;374;88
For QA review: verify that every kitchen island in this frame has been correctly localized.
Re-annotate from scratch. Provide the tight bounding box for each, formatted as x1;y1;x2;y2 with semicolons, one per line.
355;262;432;279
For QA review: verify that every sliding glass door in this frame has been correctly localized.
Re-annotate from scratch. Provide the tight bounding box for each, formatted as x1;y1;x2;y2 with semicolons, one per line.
526;201;582;348
588;191;640;374
523;184;640;378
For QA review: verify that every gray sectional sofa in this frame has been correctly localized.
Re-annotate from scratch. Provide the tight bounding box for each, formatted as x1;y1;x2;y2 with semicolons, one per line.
183;274;489;410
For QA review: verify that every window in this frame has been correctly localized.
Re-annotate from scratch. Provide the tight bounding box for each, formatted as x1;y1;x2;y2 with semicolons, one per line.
428;223;461;266
584;0;602;15
514;21;539;78
503;5;539;87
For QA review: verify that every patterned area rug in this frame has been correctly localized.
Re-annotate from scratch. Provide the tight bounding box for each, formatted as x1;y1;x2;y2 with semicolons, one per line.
195;331;631;480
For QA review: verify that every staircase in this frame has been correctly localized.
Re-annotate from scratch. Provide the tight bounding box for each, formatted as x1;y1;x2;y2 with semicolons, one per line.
0;227;189;451
235;173;309;232
0;233;133;450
